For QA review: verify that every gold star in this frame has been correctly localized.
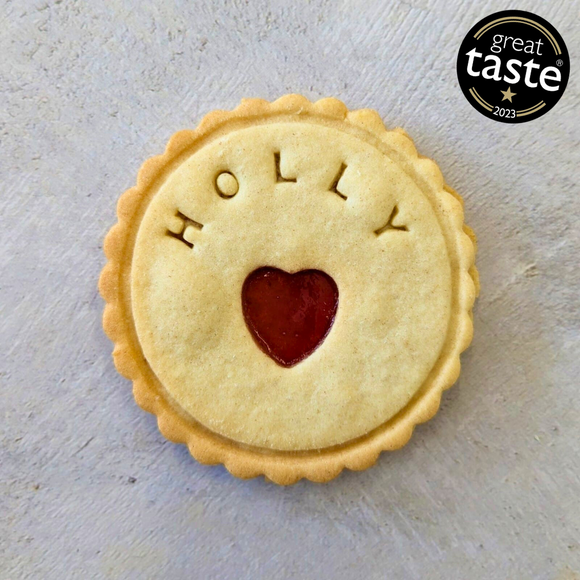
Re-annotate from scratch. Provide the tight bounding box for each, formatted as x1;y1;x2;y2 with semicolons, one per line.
500;87;517;103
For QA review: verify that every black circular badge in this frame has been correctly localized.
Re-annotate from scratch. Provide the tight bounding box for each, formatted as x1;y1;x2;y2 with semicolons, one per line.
457;10;569;123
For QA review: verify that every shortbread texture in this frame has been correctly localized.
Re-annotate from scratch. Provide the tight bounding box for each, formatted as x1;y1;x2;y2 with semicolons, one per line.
101;96;477;480
134;122;454;449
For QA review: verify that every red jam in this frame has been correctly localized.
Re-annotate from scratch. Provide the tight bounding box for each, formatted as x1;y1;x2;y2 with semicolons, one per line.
242;267;339;368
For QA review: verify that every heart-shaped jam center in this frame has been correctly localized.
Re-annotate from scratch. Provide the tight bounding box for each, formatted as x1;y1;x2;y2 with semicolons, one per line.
242;267;339;368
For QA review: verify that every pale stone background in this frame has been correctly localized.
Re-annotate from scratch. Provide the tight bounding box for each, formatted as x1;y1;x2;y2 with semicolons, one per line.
1;1;579;578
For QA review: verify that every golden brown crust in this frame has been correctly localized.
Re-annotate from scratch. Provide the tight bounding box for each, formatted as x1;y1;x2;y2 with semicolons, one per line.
99;94;478;484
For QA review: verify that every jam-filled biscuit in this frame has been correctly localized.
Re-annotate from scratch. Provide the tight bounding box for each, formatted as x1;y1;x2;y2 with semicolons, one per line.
100;95;478;484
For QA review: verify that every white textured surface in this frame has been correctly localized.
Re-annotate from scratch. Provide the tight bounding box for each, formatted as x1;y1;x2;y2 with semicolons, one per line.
1;1;579;579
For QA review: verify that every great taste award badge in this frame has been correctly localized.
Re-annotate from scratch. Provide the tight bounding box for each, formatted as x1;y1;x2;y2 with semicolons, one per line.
457;10;569;123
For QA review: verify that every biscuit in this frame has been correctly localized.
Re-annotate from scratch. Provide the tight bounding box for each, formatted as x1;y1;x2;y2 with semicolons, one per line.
100;95;478;484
